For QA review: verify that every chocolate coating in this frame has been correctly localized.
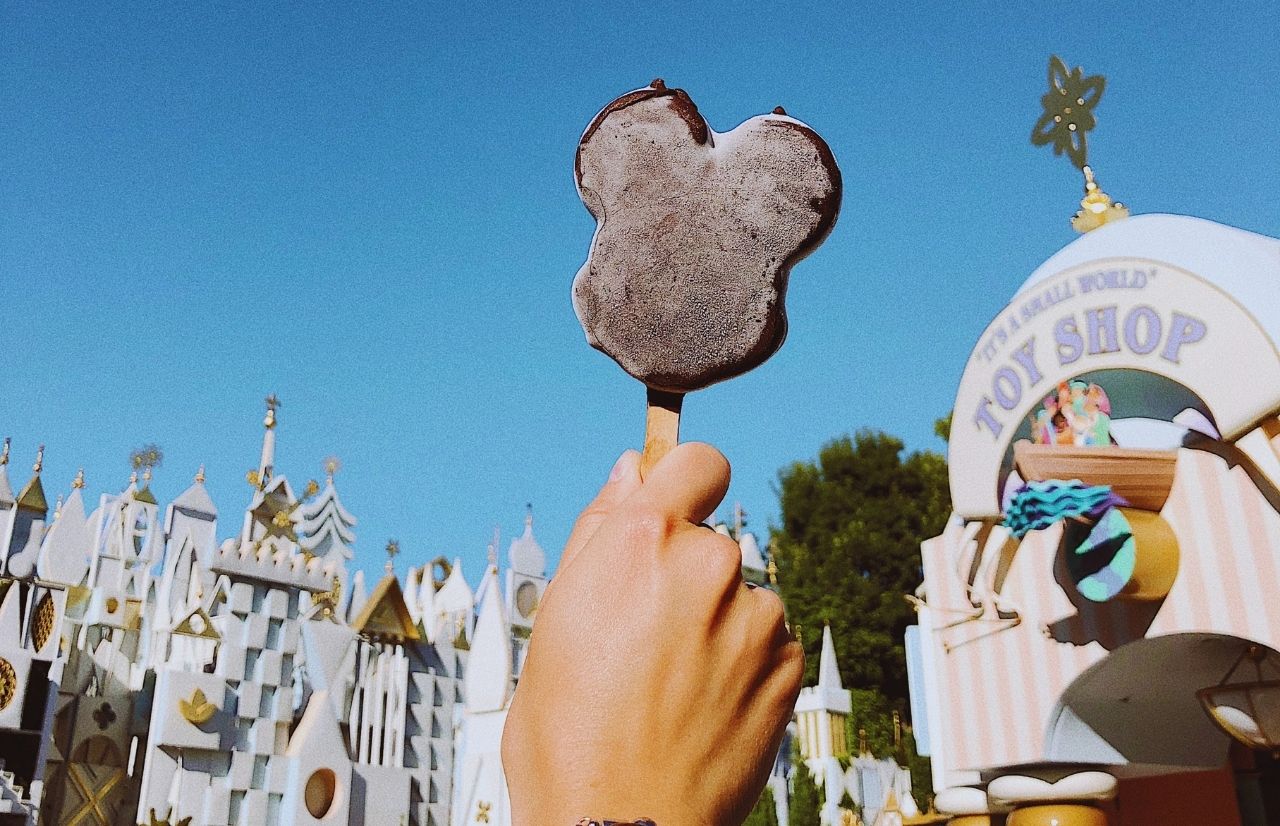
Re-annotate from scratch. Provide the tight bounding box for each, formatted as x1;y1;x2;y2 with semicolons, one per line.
573;82;842;393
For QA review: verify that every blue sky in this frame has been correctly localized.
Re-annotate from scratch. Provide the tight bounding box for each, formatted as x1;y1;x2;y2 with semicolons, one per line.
5;1;1280;583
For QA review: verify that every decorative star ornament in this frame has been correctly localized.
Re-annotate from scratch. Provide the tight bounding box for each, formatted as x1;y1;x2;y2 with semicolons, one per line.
1031;55;1105;170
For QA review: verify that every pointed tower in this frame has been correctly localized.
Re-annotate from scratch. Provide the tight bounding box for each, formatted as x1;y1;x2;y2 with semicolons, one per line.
505;506;546;632
6;446;49;578
0;439;16;575
795;624;855;826
435;559;474;647
452;569;513;826
36;469;92;586
165;465;218;566
796;624;852;760
297;456;355;599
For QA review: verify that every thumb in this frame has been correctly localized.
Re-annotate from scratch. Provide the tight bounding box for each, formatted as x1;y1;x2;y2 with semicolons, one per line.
556;449;642;575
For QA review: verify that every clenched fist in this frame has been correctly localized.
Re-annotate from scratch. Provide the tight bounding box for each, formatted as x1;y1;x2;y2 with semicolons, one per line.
502;443;803;826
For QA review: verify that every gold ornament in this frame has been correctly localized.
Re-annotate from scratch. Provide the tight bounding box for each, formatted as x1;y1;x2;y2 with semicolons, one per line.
1031;55;1105;170
179;687;216;725
0;659;15;710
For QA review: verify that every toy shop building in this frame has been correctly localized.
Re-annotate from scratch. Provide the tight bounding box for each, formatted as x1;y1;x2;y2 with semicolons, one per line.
907;213;1280;826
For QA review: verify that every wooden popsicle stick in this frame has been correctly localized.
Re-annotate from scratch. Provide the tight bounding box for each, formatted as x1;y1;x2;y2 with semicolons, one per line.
641;388;685;478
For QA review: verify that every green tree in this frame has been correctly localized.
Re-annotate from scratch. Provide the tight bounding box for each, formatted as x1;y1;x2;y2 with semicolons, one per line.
743;786;780;826
788;744;823;826
773;430;950;703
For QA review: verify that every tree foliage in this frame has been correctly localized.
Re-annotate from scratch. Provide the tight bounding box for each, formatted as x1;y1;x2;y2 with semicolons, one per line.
788;744;823;826
773;430;950;704
743;785;780;826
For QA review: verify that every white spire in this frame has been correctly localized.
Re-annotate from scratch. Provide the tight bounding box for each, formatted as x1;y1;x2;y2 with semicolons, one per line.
346;569;368;623
465;571;512;713
738;531;766;572
0;437;12;504
417;563;438;641
259;394;279;482
508;504;546;577
436;557;473;616
819;623;843;691
37;483;91;586
403;566;422;623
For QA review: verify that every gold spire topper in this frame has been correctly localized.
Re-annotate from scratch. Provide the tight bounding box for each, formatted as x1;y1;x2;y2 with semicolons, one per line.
33;444;44;474
73;468;85;489
0;437;9;467
195;465;206;484
323;455;341;482
386;539;400;572
1071;164;1129;233
1031;55;1128;233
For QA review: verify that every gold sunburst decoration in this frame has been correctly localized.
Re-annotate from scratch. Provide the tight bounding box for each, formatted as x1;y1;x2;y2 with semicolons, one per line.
32;593;55;652
0;659;16;710
178;688;216;725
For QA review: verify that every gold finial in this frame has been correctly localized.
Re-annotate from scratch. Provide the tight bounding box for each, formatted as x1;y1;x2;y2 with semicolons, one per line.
130;471;139;485
53;494;63;519
1030;56;1128;234
0;438;9;467
386;539;400;573
794;624;803;645
264;394;280;429
323;455;341;482
858;727;869;756
303;479;320;498
195;465;205;484
1071;164;1129;233
893;710;902;750
73;468;85;489
767;557;778;588
316;575;341;618
143;466;153;483
33;444;44;474
245;469;261;489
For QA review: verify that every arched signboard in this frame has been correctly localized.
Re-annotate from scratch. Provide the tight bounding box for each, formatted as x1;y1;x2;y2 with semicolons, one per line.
949;256;1280;519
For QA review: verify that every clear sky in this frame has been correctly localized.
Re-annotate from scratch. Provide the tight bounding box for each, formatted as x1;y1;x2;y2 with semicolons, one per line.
5;1;1280;583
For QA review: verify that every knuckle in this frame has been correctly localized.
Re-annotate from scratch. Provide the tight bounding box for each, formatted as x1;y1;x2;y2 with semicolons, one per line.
702;534;743;588
622;505;674;546
778;641;806;689
755;587;788;629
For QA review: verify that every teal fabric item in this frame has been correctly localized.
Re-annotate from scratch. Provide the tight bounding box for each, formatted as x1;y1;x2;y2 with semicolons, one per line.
1068;507;1136;602
1003;480;1126;539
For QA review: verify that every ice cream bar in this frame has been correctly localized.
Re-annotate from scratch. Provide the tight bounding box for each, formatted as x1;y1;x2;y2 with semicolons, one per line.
573;79;842;394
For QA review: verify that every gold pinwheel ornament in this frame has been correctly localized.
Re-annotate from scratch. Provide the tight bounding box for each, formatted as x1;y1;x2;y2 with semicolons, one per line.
1031;55;1105;170
1030;55;1129;233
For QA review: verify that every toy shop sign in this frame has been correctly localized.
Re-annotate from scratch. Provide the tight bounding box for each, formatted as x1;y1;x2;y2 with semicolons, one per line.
949;257;1280;519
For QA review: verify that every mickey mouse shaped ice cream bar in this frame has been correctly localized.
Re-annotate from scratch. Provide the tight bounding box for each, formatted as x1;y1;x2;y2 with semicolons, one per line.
573;80;842;473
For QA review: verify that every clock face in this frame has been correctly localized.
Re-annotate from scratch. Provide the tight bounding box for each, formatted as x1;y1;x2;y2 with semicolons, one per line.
515;581;539;620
